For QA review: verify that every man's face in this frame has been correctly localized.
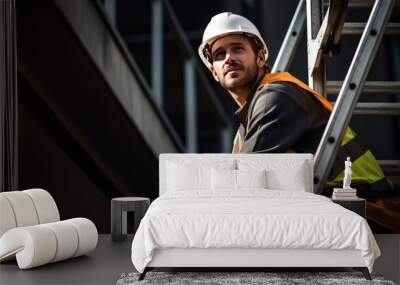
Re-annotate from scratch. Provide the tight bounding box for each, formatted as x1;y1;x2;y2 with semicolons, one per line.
210;34;264;91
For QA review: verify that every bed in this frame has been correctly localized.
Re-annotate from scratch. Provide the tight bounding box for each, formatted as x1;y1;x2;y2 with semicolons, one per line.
131;154;380;280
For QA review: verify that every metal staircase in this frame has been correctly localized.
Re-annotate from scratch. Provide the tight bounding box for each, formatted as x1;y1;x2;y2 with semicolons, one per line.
273;0;400;194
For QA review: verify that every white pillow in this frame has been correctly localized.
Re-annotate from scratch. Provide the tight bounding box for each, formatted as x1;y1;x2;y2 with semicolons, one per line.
211;168;267;190
166;162;210;191
237;160;308;192
267;162;307;191
211;168;236;190
237;169;267;189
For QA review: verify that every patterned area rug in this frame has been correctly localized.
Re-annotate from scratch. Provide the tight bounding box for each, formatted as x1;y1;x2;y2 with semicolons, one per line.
116;271;396;285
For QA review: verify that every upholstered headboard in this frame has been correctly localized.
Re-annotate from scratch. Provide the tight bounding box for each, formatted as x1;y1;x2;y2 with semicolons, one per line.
159;153;314;195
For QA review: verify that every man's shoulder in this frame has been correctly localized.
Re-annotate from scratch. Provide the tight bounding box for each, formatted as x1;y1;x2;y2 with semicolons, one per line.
252;81;307;109
257;81;304;96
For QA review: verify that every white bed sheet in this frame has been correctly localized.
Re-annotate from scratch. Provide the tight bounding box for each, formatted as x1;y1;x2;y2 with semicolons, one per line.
131;190;380;273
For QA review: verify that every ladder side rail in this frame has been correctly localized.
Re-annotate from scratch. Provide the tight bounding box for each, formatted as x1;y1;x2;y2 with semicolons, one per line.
307;0;348;82
307;0;326;96
272;0;306;73
313;0;396;194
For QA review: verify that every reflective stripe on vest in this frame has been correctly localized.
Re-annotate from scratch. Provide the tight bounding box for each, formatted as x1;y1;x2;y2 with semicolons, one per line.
232;72;385;186
327;150;385;187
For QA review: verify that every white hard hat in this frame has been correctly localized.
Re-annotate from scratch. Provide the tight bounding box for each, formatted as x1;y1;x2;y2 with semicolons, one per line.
198;12;269;69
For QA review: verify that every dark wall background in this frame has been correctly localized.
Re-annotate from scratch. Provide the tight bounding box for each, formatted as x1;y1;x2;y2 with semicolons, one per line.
16;0;400;233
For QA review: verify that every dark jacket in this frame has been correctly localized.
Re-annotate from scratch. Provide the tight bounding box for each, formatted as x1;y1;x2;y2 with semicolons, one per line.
235;81;330;154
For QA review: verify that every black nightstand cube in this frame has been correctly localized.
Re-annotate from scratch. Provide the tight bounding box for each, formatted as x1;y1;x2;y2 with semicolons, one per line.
111;197;150;242
331;198;366;218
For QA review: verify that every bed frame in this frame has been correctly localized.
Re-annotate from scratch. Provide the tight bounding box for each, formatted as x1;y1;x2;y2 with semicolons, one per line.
138;154;372;280
141;248;370;280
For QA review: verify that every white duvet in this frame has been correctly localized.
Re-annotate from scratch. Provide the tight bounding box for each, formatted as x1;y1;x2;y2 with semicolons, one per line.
131;190;380;273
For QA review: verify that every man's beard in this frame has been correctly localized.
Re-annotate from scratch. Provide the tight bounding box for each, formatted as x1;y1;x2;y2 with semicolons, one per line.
221;60;259;92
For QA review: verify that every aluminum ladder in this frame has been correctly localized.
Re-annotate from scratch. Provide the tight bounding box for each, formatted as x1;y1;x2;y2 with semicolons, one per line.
273;0;400;194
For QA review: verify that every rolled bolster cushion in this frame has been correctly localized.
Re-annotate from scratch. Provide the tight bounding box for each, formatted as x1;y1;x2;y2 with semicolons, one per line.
1;191;39;228
0;226;57;269
64;218;98;257
41;221;79;263
0;218;98;269
23;189;60;224
0;189;60;239
0;196;17;237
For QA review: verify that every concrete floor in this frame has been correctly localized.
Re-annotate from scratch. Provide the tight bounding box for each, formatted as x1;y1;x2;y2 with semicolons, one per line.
373;234;400;284
0;235;134;285
1;234;399;285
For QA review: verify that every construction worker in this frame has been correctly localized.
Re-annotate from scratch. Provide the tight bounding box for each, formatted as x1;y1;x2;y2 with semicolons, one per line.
198;12;400;233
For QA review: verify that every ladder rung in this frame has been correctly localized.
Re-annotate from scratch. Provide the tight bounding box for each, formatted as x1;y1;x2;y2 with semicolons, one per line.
354;103;400;115
324;0;400;8
327;81;400;94
329;102;400;115
379;160;400;175
343;23;400;35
